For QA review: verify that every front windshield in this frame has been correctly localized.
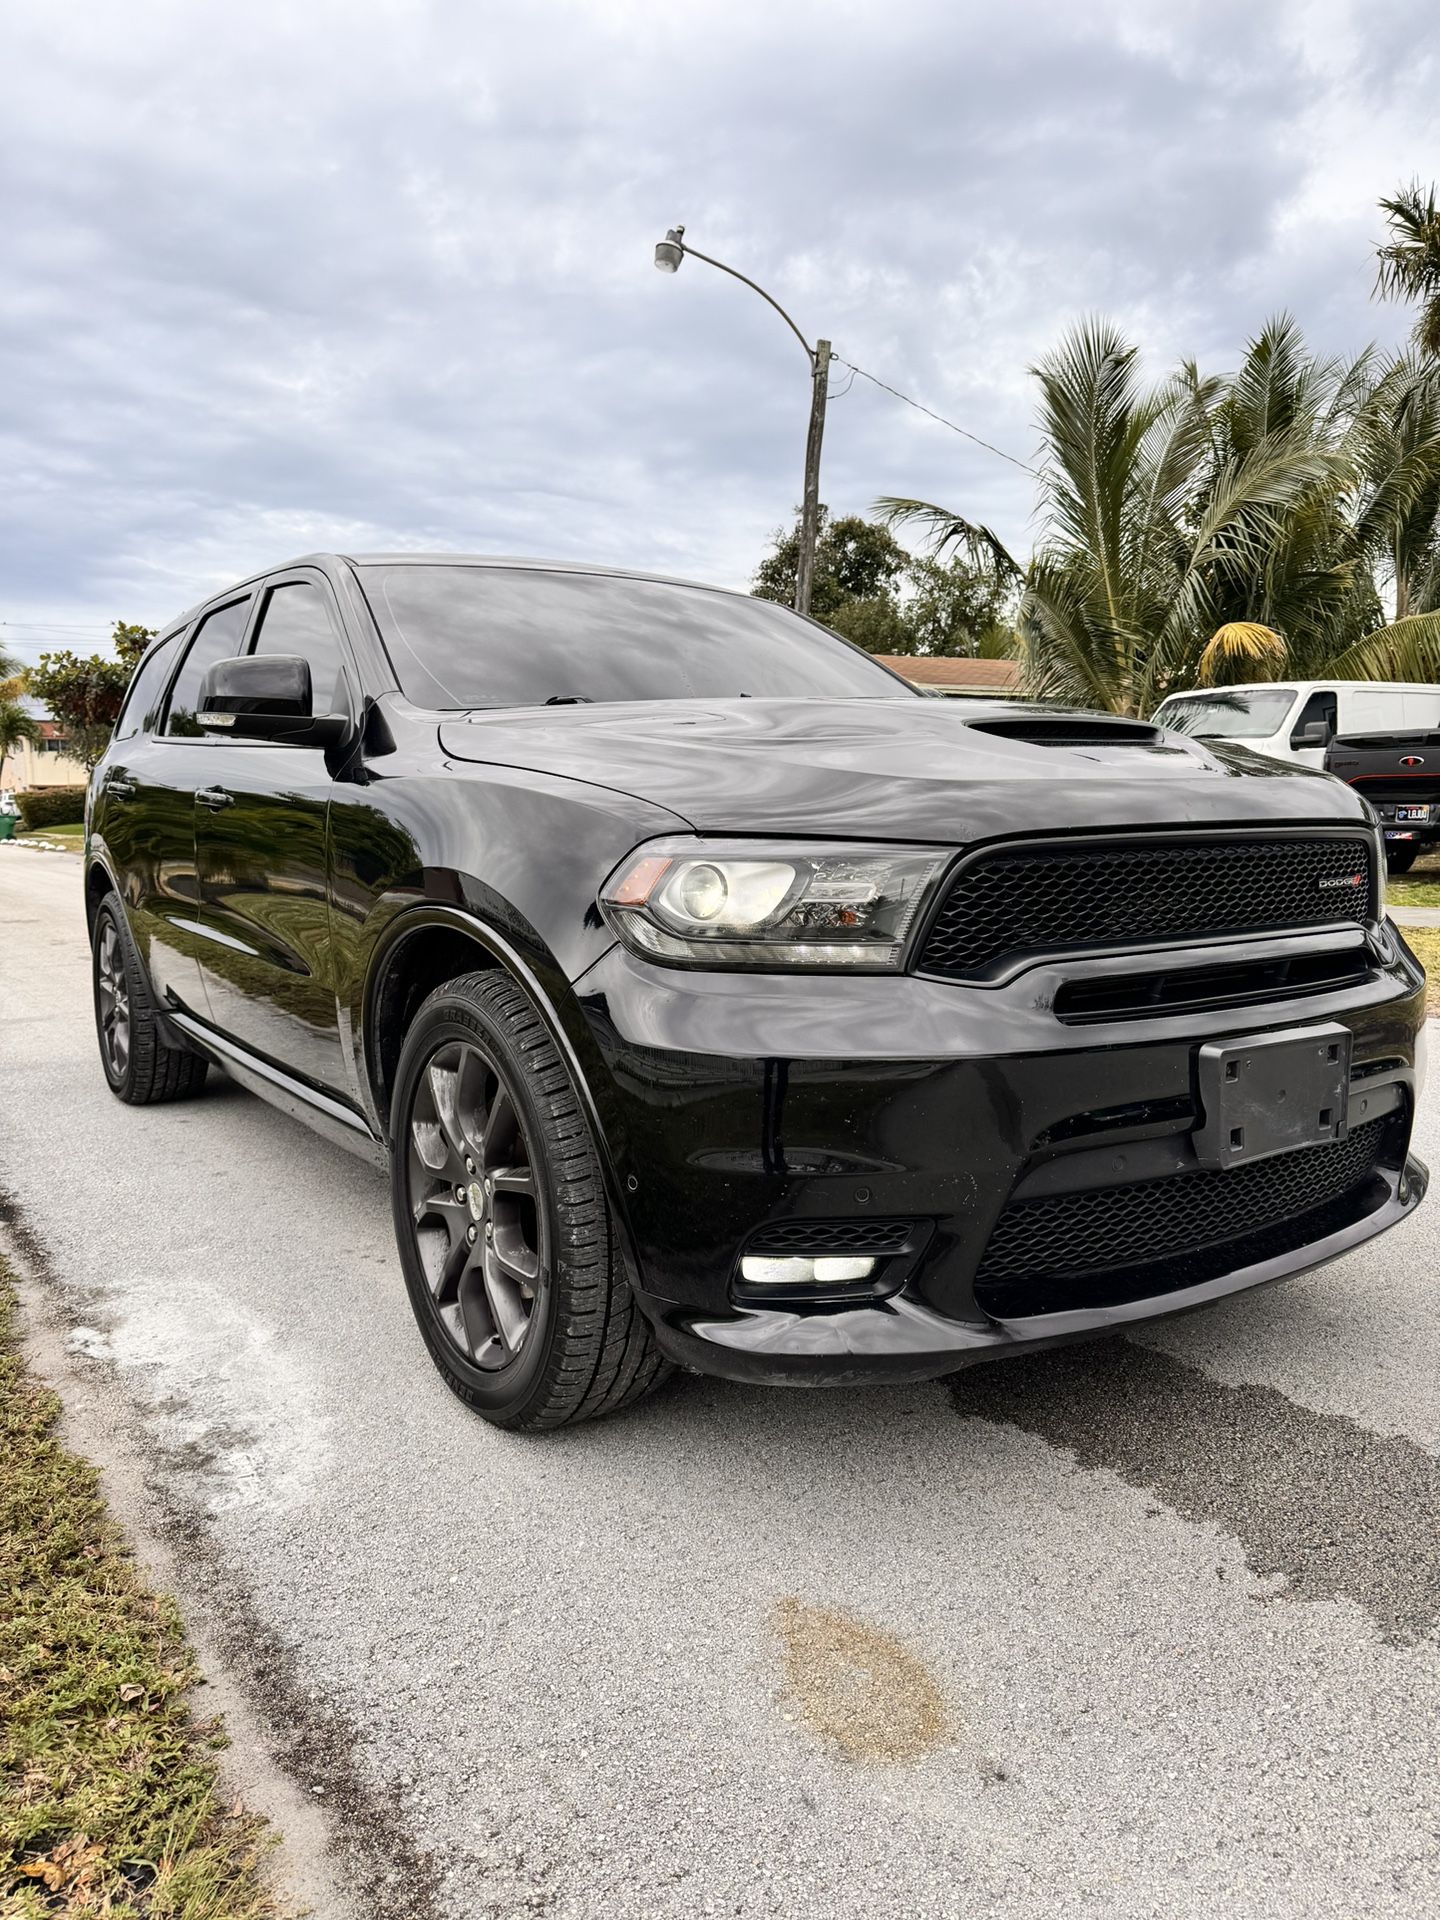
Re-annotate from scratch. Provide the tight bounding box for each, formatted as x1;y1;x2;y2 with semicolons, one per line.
1154;688;1296;739
356;564;916;710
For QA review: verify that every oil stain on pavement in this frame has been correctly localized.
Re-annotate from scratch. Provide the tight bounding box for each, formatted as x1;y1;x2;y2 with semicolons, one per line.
951;1337;1440;1647
773;1597;949;1762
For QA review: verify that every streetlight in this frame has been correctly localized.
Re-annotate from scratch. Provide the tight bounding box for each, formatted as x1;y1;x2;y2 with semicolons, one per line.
653;225;831;618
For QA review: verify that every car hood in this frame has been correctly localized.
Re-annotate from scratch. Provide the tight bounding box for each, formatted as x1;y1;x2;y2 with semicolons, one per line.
437;697;1370;841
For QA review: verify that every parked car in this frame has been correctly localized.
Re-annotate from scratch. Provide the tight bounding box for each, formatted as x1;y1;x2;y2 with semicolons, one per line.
1152;680;1440;771
1325;728;1440;873
85;556;1429;1429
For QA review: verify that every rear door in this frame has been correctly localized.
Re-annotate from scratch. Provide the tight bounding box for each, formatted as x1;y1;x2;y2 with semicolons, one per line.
107;597;253;1013
192;569;353;1092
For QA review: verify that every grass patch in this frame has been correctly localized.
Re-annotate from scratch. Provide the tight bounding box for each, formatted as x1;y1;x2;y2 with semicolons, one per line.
0;1260;282;1919
1386;844;1440;909
1401;926;1440;1016
13;821;85;853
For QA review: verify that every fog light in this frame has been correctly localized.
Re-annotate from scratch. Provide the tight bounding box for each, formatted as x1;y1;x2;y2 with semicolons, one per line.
740;1254;877;1286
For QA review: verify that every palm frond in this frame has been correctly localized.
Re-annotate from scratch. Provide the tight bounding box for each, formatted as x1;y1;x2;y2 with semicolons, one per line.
1195;622;1287;684
873;497;1022;580
1327;609;1440;681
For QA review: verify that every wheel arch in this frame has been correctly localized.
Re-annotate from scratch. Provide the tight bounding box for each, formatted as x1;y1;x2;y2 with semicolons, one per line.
362;906;624;1185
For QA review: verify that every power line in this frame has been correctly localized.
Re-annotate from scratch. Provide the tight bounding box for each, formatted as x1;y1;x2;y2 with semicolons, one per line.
833;357;1042;477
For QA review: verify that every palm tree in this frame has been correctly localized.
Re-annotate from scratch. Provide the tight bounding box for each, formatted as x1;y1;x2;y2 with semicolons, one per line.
1375;182;1440;359
0;696;39;792
880;318;1440;713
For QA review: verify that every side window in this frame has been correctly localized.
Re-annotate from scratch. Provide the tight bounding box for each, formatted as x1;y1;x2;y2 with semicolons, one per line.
249;582;346;716
1289;690;1337;748
164;600;251;737
113;637;177;741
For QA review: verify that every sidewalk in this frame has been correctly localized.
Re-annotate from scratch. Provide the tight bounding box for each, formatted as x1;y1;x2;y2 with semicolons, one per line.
1390;905;1440;928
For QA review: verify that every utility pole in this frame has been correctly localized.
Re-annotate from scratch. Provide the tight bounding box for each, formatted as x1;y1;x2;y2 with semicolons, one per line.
795;338;831;619
654;226;828;619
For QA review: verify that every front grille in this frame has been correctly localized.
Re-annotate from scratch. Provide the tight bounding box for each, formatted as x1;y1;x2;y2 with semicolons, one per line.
918;834;1375;981
973;1117;1388;1317
747;1219;915;1257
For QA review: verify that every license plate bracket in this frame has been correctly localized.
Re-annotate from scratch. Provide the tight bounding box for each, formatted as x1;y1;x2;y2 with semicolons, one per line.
1395;804;1431;823
1194;1024;1351;1171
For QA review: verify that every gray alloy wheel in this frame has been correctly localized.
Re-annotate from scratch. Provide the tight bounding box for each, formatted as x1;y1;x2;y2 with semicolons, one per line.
405;1034;547;1372
90;895;209;1105
95;916;132;1081
390;969;669;1430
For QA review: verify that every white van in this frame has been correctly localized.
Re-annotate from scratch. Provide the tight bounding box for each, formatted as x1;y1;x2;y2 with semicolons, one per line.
1151;680;1440;768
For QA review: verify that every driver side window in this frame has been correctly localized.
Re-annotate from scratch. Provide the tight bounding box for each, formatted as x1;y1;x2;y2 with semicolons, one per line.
1289;690;1337;748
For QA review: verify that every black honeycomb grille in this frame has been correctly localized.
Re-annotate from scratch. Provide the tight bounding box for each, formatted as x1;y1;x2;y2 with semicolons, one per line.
974;1119;1386;1306
918;835;1375;980
747;1219;915;1256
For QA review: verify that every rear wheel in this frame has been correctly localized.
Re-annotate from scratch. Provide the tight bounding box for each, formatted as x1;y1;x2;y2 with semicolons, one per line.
91;895;208;1104
389;970;668;1430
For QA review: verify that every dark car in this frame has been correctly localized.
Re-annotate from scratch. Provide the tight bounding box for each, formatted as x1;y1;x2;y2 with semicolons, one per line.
85;554;1430;1429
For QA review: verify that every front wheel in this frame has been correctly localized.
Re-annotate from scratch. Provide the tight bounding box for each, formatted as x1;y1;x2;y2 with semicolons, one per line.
389;970;669;1430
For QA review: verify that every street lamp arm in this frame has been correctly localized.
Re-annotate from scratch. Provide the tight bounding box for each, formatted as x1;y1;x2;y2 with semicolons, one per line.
675;241;816;367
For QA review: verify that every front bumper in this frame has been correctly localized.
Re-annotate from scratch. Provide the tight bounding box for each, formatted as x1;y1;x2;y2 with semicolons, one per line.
573;922;1429;1386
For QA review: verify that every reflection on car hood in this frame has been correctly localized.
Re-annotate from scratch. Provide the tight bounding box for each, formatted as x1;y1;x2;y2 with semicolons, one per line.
437;697;1368;841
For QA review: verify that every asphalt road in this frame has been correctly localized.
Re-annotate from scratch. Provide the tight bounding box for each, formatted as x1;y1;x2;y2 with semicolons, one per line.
3;847;1438;1920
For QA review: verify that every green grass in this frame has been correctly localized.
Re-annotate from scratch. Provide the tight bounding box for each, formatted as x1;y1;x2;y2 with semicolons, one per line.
0;1260;282;1919
1403;926;1440;1016
1386;844;1440;909
13;821;85;852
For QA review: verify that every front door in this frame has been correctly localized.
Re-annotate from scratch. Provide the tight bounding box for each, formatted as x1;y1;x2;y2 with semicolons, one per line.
193;573;351;1093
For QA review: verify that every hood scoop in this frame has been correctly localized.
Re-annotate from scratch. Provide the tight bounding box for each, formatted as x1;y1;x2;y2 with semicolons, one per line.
966;715;1164;749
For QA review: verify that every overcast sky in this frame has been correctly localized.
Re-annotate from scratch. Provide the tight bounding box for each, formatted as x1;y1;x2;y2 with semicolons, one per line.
1;0;1435;664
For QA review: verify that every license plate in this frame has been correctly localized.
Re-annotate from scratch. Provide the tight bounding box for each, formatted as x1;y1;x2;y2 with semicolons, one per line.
1395;804;1431;823
1194;1025;1350;1170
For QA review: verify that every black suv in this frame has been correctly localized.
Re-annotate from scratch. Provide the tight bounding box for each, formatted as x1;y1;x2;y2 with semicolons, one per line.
86;554;1429;1428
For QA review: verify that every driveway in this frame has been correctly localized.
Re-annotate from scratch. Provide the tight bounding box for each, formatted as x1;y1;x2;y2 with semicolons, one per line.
1;848;1437;1920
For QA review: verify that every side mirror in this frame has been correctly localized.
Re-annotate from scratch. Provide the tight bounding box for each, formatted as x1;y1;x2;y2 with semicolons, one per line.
1294;720;1331;747
198;655;349;748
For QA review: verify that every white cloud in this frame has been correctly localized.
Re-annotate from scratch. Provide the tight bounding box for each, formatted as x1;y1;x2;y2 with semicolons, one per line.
0;0;1432;661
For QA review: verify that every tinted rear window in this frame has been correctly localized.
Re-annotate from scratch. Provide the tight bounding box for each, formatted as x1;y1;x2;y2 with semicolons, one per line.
357;565;913;709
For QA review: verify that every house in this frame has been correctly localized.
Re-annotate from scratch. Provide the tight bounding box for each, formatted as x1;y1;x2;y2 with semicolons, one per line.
872;655;1022;698
0;697;91;792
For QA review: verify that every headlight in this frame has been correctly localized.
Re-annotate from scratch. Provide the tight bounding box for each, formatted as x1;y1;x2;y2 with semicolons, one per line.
600;838;950;970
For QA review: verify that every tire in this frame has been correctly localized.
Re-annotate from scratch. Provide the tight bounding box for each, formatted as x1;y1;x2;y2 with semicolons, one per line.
91;894;208;1104
389;970;669;1430
1385;845;1418;874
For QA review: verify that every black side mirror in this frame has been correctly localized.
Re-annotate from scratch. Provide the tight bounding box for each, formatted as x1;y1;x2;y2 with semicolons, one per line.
1294;720;1331;747
198;655;348;748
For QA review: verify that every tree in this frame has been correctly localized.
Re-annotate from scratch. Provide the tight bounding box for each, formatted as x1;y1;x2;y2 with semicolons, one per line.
753;507;909;625
26;620;155;770
752;507;1016;656
0;698;39;789
881;317;1440;713
1375;181;1440;359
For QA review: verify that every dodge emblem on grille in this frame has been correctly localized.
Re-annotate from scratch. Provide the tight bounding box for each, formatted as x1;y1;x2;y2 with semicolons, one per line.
1316;872;1365;890
1400;754;1425;767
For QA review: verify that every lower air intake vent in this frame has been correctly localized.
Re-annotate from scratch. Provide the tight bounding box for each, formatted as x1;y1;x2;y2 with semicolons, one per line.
974;1118;1388;1317
747;1219;915;1258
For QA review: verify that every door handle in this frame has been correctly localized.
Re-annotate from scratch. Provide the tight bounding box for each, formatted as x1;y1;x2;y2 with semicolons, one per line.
196;786;234;811
106;775;136;800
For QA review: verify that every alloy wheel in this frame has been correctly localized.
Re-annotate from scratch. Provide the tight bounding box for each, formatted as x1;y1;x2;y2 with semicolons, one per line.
96;920;131;1079
404;1039;547;1370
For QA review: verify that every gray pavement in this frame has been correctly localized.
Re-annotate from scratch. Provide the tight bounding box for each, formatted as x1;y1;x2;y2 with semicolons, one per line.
2;846;1438;1920
1390;904;1440;927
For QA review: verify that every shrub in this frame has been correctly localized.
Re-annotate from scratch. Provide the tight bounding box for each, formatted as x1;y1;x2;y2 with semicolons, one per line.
16;785;86;829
